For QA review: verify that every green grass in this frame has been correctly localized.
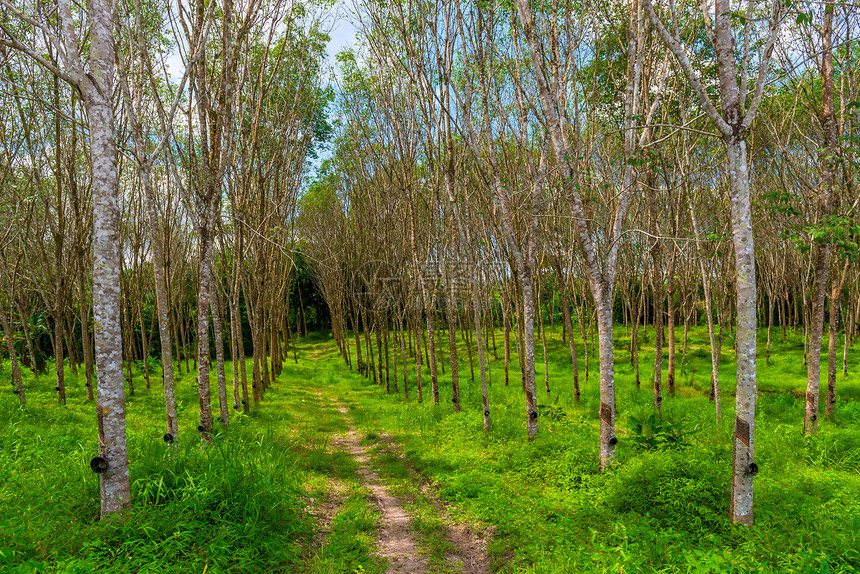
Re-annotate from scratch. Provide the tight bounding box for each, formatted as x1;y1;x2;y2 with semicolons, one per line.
327;323;860;573
0;349;382;574
2;323;859;573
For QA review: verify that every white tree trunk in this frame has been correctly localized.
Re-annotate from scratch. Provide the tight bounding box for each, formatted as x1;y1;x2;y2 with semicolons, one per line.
88;92;131;518
726;137;757;526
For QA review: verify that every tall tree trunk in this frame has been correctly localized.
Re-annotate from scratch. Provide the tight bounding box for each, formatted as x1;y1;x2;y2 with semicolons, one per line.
85;20;132;515
667;258;676;395
521;271;539;441
643;0;786;524
725;135;758;527
195;224;215;438
809;2;839;429
211;273;229;427
805;244;830;434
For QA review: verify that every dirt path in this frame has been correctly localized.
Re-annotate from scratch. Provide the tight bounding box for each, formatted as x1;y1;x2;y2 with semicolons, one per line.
331;404;428;573
330;402;490;574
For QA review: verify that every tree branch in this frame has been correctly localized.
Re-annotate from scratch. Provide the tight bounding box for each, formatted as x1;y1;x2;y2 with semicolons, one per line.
641;0;732;137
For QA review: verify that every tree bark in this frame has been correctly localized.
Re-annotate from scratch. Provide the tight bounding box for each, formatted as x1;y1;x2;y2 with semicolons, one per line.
86;19;132;516
211;271;229;427
195;224;215;438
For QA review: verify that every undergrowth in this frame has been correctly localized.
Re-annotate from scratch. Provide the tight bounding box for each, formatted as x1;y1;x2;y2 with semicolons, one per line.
0;352;382;574
2;324;859;573
324;324;860;573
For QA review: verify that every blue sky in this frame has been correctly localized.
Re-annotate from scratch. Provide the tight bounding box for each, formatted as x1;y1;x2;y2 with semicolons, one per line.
326;7;357;66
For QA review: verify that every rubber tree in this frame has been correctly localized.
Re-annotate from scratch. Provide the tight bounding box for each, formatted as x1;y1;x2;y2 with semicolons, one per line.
643;0;786;525
0;0;132;517
515;0;649;465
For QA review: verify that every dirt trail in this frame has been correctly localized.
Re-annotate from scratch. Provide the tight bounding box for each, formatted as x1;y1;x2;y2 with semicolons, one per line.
330;402;490;574
331;404;427;573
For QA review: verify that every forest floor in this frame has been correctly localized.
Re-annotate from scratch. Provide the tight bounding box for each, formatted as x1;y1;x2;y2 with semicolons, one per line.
2;325;860;573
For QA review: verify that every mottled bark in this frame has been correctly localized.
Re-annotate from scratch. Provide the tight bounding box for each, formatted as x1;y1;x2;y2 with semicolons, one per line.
69;0;131;518
644;0;785;524
805;244;830;434
196;226;214;438
726;137;758;526
521;272;538;441
85;84;130;517
595;292;617;469
822;3;840;422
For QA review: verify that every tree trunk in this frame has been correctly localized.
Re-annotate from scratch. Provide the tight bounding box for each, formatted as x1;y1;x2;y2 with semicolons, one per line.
211;274;229;427
85;43;131;516
725;136;758;527
195;226;215;438
595;290;617;471
805;244;830;434
667;261;676;395
521;271;539;441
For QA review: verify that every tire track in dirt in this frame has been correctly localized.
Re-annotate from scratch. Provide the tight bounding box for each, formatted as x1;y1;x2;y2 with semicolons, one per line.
331;403;427;573
328;400;490;574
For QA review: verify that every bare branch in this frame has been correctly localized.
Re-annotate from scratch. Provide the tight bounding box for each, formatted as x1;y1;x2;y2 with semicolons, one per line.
641;0;732;136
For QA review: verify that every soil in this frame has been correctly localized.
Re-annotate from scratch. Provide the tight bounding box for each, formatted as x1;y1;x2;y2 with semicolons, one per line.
330;403;491;574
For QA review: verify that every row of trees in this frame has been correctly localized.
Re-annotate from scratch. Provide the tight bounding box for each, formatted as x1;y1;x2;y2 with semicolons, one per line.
299;0;860;526
0;0;331;516
1;0;858;528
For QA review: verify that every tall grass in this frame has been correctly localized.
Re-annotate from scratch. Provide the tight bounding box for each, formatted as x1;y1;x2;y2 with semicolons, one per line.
0;354;380;573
